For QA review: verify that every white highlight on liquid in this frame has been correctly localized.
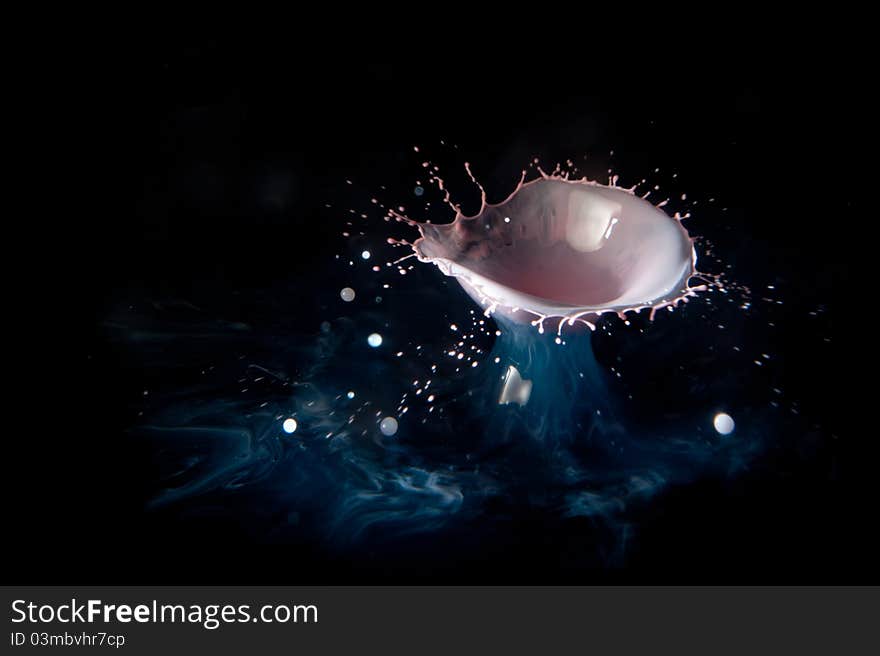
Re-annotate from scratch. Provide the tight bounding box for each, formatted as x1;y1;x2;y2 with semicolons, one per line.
498;365;532;406
565;189;621;253
713;412;735;435
282;418;298;433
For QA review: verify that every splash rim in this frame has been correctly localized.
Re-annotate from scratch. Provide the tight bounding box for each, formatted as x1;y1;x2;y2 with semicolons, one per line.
395;168;709;334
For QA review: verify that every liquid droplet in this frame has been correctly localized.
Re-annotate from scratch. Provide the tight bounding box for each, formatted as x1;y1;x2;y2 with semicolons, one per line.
380;416;398;436
713;412;735;435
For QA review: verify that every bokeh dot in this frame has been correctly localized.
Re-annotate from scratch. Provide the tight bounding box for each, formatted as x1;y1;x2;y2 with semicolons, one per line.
713;412;735;435
380;417;398;436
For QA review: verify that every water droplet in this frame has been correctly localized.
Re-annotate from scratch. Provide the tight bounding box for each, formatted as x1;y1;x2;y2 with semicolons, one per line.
713;412;735;435
380;416;398;436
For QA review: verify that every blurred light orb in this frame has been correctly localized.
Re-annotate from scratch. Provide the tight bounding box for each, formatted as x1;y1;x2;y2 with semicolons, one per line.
713;412;735;435
282;418;298;434
380;416;399;436
367;333;383;347
361;250;371;260
340;287;356;302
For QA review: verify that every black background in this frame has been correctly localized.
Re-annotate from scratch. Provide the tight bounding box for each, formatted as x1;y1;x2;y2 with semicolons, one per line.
8;19;863;583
